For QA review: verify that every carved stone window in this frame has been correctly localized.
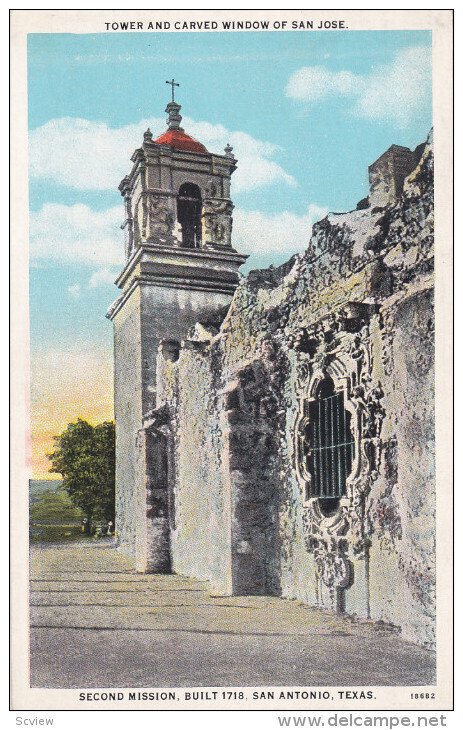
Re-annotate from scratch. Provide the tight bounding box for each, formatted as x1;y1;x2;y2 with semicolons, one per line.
177;183;202;248
300;376;355;517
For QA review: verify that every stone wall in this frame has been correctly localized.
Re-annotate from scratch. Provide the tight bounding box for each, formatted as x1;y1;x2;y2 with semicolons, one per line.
368;143;425;210
367;287;435;647
112;280;239;564
157;131;435;648
113;288;142;558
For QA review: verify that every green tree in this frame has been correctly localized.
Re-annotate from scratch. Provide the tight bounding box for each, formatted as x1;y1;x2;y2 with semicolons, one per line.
47;419;115;533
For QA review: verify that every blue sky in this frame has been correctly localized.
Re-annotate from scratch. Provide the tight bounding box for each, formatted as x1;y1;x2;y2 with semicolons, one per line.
28;29;432;477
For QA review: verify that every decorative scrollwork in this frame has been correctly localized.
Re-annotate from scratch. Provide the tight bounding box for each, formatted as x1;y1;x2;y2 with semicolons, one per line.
294;303;385;608
296;359;311;391
352;376;385;440
318;551;351;589
379;308;395;376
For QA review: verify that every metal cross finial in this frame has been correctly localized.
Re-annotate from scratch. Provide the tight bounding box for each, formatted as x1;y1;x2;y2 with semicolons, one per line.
166;78;180;102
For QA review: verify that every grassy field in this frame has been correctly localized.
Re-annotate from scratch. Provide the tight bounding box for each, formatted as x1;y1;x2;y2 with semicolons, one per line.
29;481;85;543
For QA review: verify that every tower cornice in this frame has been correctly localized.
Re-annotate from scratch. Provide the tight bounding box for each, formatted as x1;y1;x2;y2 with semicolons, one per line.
114;242;248;291
107;244;247;321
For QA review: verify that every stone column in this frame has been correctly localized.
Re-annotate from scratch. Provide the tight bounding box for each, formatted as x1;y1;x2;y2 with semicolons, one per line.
219;361;281;596
345;549;371;619
134;425;171;573
134;427;149;572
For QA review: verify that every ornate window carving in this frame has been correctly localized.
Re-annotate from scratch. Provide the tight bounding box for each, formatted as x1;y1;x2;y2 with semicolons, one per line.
177;183;202;248
291;308;387;613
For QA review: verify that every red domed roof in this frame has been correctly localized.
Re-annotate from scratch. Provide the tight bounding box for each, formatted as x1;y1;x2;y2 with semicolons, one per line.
154;129;208;154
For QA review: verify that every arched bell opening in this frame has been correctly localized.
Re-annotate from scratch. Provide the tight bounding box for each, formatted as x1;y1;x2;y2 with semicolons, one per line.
177;183;202;248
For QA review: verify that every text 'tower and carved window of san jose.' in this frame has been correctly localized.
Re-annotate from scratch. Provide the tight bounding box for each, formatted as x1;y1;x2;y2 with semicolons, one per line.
300;377;355;517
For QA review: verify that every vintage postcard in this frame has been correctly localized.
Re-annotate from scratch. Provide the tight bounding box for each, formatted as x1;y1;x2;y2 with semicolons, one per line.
10;8;453;714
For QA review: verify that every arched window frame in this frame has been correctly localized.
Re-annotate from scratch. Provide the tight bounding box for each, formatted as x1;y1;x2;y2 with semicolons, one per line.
296;363;361;522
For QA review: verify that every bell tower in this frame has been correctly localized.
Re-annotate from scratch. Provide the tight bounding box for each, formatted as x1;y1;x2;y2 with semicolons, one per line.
118;83;240;257
108;84;247;571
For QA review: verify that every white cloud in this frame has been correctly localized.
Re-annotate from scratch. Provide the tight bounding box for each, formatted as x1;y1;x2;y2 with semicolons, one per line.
29;116;295;194
285;46;431;127
67;283;81;299
233;203;327;255
233;155;296;194
30;203;124;266
286;66;359;102
29;118;142;191
88;267;119;288
30;199;327;268
352;47;432;127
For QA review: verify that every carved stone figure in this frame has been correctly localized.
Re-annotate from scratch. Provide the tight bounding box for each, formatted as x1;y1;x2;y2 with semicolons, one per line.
146;195;174;241
202;198;234;247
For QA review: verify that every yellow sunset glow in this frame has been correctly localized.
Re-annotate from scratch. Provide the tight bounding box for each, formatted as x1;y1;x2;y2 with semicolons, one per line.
31;347;114;480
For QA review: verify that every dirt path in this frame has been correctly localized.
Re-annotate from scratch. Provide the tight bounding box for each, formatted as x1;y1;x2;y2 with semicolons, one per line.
30;542;435;689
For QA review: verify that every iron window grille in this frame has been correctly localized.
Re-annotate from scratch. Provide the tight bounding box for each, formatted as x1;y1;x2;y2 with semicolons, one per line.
302;378;355;513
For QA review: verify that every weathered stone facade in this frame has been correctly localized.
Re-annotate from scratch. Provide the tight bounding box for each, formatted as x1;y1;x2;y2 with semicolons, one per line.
109;107;435;650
